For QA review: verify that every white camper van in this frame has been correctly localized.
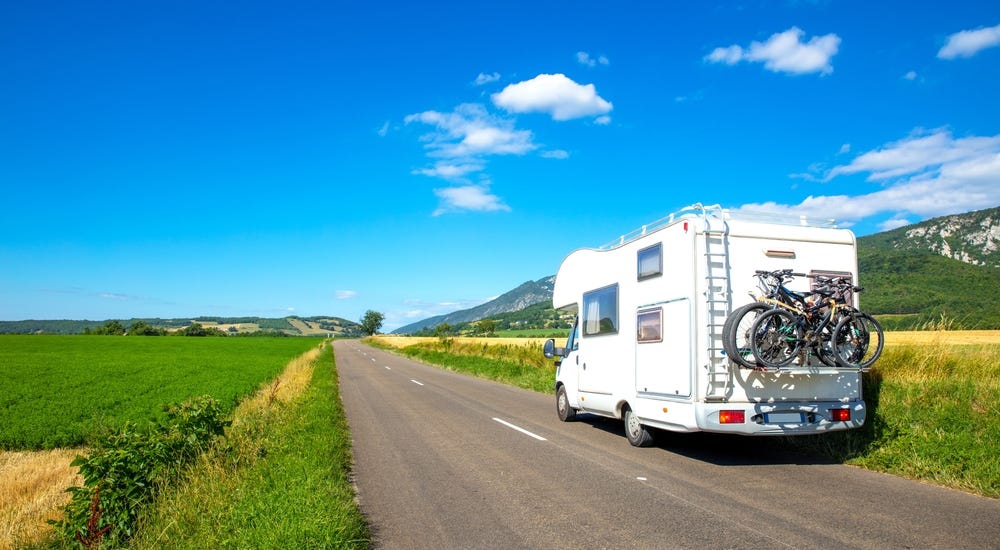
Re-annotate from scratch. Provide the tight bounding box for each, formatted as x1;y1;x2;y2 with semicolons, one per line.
543;203;866;446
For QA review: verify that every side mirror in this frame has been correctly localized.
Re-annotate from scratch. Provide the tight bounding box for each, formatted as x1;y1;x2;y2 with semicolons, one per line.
543;338;567;359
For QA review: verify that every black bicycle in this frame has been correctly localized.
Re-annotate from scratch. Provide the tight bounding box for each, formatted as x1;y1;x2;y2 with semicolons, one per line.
749;279;883;371
723;269;821;369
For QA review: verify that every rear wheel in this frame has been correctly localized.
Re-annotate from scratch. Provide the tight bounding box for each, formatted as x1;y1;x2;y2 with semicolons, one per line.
723;303;769;368
555;385;577;422
623;405;654;447
750;309;801;370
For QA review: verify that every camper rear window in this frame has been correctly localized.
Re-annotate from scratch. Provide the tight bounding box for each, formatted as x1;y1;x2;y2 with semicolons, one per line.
583;284;618;336
637;243;662;280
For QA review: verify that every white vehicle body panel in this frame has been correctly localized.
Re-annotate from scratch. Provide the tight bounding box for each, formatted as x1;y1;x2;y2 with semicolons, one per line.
551;205;866;435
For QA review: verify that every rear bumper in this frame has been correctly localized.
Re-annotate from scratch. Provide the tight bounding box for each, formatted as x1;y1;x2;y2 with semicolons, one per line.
694;401;866;435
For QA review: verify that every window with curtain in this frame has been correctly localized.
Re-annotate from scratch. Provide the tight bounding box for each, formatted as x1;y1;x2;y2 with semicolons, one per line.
583;284;618;336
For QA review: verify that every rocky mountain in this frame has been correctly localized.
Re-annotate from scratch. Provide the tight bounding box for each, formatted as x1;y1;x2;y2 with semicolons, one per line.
392;276;555;334
860;205;1000;268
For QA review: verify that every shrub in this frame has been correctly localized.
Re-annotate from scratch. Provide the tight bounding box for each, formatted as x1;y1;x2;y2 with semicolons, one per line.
55;395;230;547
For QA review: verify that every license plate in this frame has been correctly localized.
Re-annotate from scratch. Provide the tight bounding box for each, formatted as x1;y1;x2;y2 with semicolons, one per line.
765;412;804;424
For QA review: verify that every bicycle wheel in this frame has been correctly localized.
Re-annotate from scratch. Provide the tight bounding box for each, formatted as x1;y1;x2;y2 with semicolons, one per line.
723;302;769;368
750;308;801;370
833;312;884;369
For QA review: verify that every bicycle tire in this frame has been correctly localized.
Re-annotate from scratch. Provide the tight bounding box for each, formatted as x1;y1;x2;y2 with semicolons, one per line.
723;302;769;368
833;312;884;369
750;308;801;370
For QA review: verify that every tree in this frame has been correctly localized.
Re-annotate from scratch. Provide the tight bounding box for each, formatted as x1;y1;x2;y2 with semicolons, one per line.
360;310;385;336
434;323;452;337
477;318;497;336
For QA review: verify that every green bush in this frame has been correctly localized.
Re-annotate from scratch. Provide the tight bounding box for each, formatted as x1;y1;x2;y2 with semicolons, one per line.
56;395;230;547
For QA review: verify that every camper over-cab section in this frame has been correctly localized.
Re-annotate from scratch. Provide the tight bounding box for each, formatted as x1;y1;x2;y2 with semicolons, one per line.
545;203;866;446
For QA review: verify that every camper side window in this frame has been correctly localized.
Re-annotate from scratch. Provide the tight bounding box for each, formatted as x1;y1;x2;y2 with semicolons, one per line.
637;243;662;280
637;308;662;343
583;284;618;336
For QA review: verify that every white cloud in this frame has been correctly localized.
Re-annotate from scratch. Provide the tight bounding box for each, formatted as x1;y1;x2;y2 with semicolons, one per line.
377;121;390;137
474;72;501;85
542;149;570;159
576;51;609;67
706;27;841;75
412;161;485;179
594;115;611;125
938;23;1000;59
879;217;912;232
903;70;917;81
405;103;536;158
491;73;613;121
335;290;358;300
739;129;1000;226
838;143;851;155
432;184;510;216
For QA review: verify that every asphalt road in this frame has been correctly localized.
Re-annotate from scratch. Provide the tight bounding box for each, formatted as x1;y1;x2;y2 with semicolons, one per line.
335;340;1000;549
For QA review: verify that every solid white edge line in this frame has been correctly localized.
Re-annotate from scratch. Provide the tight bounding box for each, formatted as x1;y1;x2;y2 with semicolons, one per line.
492;418;547;441
410;379;424;386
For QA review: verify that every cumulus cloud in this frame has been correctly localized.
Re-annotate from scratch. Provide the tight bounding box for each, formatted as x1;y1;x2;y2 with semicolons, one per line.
492;73;613;121
738;129;1000;227
432;184;510;216
938;23;1000;59
706;27;841;75
474;72;501;85
542;149;570;159
411;161;486;179
335;290;358;300
576;51;609;67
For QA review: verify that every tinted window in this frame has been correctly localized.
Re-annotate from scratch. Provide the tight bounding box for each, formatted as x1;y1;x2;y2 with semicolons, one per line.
638;243;662;280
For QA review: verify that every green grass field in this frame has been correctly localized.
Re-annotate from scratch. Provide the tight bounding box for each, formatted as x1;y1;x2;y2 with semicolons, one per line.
0;335;319;450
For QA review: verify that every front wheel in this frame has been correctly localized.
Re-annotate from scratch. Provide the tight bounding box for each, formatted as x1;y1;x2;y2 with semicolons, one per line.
623;405;654;447
833;312;884;369
555;385;577;422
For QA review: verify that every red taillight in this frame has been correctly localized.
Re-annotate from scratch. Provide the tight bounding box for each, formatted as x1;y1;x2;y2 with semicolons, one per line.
719;410;745;424
830;408;851;422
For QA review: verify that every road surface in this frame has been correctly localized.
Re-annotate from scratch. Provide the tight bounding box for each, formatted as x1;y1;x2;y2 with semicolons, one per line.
335;340;999;549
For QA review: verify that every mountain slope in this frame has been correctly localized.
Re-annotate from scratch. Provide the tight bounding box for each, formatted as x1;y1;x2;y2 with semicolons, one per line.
861;205;1000;268
393;277;554;334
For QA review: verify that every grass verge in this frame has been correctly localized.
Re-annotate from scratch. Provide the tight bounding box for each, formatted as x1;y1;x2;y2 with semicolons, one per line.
125;341;369;548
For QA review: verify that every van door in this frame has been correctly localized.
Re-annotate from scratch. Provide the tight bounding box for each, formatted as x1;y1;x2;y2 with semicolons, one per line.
635;299;692;398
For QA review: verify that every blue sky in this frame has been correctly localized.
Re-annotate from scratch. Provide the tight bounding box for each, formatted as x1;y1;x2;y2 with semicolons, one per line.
2;1;999;331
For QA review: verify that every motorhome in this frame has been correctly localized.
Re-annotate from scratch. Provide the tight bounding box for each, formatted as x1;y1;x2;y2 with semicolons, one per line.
543;204;866;446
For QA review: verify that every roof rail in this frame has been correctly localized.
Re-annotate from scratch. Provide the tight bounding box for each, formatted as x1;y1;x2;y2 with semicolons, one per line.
598;203;839;250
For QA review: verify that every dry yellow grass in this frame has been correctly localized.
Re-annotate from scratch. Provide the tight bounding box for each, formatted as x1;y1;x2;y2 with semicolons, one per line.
0;343;324;550
886;330;1000;346
0;448;83;550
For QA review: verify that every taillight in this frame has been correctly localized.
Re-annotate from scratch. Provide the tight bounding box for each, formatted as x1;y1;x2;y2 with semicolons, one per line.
830;408;851;422
719;410;745;424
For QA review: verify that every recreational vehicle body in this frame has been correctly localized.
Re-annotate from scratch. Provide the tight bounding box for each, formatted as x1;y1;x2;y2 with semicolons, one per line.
543;204;866;446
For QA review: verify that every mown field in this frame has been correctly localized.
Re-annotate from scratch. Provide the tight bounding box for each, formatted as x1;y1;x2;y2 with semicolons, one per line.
0;335;320;450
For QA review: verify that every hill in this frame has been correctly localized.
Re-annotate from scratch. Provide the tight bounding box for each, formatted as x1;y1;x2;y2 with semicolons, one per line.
0;316;363;337
392;277;554;334
394;205;1000;333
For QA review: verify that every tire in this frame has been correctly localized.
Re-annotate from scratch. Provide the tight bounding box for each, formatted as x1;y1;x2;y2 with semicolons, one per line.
623;405;654;447
750;309;801;370
555;385;577;422
833;312;884;369
723;303;769;368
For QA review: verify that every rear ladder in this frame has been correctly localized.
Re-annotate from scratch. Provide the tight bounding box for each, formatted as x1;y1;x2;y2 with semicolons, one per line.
702;210;732;401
